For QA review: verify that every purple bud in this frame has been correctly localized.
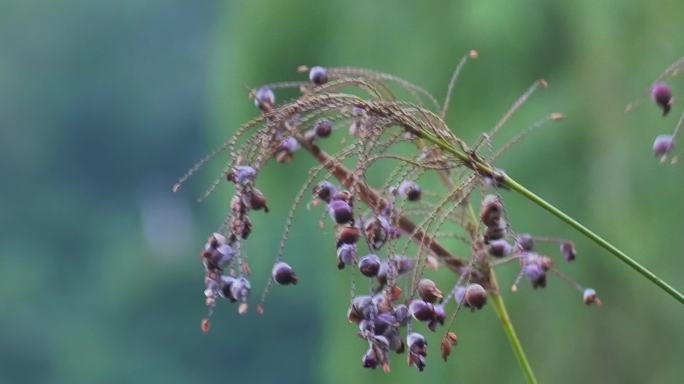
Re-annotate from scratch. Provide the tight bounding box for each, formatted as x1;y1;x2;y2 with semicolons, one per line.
393;304;410;326
309;66;328;85
407;332;427;371
464;283;487;310
313;181;336;203
328;200;353;224
398;180;422;201
336;243;357;269
362;348;378;369
374;313;397;335
653;134;674;158
560;241;576;262
349;295;376;323
336;226;360;247
583;288;600;305
516;234;534;251
219;276;237;302
254;87;275;110
651;83;673;116
523;263;547;289
227;165;256;185
272;261;298;285
488;239;512;258
359;254;381;277
484;222;507;243
314;119;332;138
396;256;414;274
364;217;389;250
409;300;434;322
230;277;251;302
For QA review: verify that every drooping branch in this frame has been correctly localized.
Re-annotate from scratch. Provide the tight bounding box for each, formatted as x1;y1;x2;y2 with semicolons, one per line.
295;134;467;274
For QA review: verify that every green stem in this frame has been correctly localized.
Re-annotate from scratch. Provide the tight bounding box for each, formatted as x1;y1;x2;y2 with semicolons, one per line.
489;272;538;384
419;131;684;305
503;176;684;305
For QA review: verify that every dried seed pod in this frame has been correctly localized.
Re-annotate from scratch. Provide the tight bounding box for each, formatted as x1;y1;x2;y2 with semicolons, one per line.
539;256;554;271
328;200;354;224
359;254;381;277
244;188;269;212
560;241;576;262
487;239;512;258
309;66;328;85
480;194;503;226
417;278;443;303
440;332;458;361
516;234;534;251
314;119;333;138
409;300;434;322
484;221;507;243
254;86;275;110
364;216;389;249
337;226;360;247
272;261;298;285
651;83;673;116
464;283;487;310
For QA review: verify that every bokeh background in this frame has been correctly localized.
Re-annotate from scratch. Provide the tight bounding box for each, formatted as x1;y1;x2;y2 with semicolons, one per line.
2;1;684;383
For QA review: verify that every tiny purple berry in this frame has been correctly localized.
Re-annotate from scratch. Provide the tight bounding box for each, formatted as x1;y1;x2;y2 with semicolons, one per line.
272;261;298;285
464;283;487;310
328;200;353;224
653;134;674;158
309;66;328;85
254;86;275;110
359;254;381;277
409;299;434;322
488;239;512;258
651;83;673;116
314;119;332;138
560;241;577;262
523;263;547;289
516;234;534;251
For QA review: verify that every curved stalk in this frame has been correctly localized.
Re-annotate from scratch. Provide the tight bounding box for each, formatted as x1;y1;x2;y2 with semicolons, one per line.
418;131;684;305
489;272;538;384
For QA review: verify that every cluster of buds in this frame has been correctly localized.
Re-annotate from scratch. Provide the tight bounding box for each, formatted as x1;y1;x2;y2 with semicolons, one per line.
175;58;603;372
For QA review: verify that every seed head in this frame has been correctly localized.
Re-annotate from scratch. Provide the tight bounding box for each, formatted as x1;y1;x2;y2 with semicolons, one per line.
464;283;487;310
272;261;298;285
314;119;333;138
254;86;275;110
309;66;328;85
651;83;673;116
359;254;381;277
417;278;443;303
653;134;674;159
560;241;576;262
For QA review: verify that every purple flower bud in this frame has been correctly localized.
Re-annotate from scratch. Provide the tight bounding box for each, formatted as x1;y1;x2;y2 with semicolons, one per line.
336;243;357;269
560;241;576;262
409;300;434;322
309;66;328;85
488;239;512;258
272;261;298;285
653;134;674;158
407;332;427;371
364;216;389;250
362;348;379;369
243;188;269;212
373;313;397;335
254;86;275;110
465;284;487;310
230;277;251;302
484;221;506;243
348;295;376;323
219;276;237;301
583;288;601;305
314;119;332;138
359;254;381;277
227;165;256;185
328;200;353;224
396;256;414;274
516;234;534;251
398;180;422;201
651;83;673;116
523;263;547;289
432;305;446;324
313;181;336;203
276;137;299;164
393;304;410;326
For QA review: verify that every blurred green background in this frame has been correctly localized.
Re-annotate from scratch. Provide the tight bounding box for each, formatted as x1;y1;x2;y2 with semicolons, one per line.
2;0;684;383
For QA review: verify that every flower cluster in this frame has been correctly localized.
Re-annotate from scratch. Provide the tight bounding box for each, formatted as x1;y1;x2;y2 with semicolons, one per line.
175;53;601;372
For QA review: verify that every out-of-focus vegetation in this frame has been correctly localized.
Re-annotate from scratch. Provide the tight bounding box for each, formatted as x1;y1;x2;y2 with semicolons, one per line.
2;1;683;383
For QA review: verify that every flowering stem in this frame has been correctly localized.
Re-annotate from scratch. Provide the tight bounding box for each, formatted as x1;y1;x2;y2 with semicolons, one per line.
489;271;538;384
418;131;684;305
502;176;684;305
